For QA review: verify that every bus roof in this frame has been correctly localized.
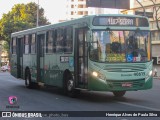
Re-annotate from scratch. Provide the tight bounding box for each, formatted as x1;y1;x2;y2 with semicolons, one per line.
11;14;149;37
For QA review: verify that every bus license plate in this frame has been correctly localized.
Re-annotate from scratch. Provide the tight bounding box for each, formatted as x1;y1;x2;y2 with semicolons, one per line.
122;82;132;87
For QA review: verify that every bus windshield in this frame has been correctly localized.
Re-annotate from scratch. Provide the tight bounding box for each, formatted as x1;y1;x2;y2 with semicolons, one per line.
89;30;151;63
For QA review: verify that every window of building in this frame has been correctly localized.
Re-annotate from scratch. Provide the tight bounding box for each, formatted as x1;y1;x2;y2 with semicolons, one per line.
152;22;157;29
78;11;83;15
83;5;87;8
71;5;74;8
150;22;154;29
71;11;74;15
31;34;36;53
84;11;88;15
78;4;83;8
151;31;160;41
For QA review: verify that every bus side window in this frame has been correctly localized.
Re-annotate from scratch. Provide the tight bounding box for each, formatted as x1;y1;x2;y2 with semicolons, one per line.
24;35;30;54
56;28;65;53
46;31;53;53
31;34;36;54
54;29;57;53
65;26;73;53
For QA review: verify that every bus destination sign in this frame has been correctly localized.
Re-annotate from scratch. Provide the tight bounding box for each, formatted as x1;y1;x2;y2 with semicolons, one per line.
93;16;149;27
106;17;133;26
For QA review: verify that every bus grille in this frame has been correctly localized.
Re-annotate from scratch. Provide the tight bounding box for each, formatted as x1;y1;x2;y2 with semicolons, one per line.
103;64;147;72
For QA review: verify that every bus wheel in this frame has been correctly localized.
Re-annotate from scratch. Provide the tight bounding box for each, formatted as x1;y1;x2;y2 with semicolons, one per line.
113;91;126;97
66;78;76;97
64;74;77;97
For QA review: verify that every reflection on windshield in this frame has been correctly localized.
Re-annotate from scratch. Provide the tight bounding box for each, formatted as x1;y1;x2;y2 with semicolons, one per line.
89;30;150;63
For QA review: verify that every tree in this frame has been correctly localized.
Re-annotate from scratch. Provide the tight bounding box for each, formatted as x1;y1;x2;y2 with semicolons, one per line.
136;0;160;31
136;0;146;16
150;0;160;31
0;2;50;45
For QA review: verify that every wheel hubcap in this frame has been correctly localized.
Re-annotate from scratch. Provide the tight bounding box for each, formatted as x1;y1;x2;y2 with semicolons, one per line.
67;79;74;91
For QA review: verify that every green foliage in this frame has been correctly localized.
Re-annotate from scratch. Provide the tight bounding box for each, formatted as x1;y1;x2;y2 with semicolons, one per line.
0;2;50;46
2;41;9;52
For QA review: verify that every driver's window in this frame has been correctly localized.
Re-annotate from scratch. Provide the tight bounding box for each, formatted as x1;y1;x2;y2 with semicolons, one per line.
125;31;148;62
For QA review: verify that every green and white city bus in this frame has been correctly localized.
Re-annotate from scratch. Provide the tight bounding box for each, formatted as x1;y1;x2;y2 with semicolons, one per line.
10;14;153;97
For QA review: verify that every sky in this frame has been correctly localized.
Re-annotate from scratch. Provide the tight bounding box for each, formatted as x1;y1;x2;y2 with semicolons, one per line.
0;0;130;24
0;0;66;23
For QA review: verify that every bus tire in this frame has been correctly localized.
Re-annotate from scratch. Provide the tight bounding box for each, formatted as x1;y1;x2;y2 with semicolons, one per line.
63;71;77;98
113;91;126;97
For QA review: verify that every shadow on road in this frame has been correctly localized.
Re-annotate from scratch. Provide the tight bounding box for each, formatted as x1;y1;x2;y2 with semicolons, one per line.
14;84;146;104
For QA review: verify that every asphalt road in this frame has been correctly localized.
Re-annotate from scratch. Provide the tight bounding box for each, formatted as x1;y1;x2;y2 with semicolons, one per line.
0;72;160;120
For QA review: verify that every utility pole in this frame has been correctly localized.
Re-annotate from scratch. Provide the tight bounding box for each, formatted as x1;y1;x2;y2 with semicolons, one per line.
37;0;39;27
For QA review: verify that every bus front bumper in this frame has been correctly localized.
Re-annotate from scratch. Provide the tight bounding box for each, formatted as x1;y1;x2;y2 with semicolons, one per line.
88;76;153;91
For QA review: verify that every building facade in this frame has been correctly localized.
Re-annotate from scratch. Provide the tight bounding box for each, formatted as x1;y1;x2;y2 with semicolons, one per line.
65;0;119;20
121;0;160;60
66;0;89;20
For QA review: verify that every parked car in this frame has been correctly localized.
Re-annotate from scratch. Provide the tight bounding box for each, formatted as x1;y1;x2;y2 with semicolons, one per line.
1;65;10;72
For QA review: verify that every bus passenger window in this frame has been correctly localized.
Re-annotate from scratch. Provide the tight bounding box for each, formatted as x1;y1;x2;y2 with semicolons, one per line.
56;28;64;53
31;34;36;53
64;27;73;53
46;31;53;53
24;35;29;54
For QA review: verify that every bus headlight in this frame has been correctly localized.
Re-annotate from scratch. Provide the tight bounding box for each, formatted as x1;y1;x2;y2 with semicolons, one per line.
92;71;98;77
149;70;152;76
145;70;152;81
92;71;106;80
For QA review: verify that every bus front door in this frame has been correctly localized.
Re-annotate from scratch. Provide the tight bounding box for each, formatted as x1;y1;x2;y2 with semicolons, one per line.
17;37;23;78
37;34;45;83
75;28;88;89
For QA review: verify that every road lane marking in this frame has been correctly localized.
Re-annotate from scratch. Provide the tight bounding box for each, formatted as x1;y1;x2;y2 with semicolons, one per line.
117;101;160;111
